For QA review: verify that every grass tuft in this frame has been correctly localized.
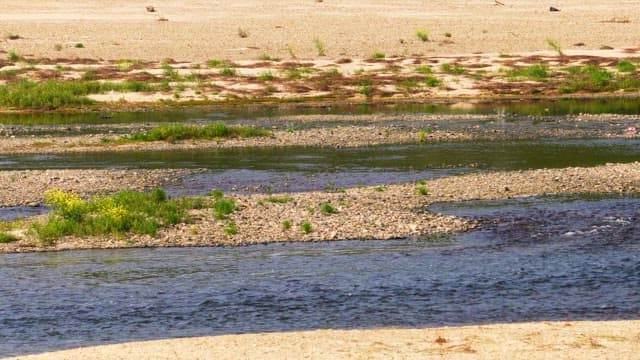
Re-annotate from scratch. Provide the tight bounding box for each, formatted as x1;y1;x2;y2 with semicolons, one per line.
505;64;549;81
416;29;429;42
320;202;337;214
301;220;312;234
314;38;326;56
128;123;271;142
213;198;236;220
616;60;637;73
0;232;19;243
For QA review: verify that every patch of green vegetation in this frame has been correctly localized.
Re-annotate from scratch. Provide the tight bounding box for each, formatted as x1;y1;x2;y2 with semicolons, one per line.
206;59;232;68
547;38;564;56
219;67;237;76
374;186;386;192
210;189;224;200
418;127;433;142
416;29;429;42
287;43;297;59
320;202;337;214
400;78;419;93
0;232;18;243
372;52;385;59
282;219;292;230
0;80;96;108
161;63;180;80
7;50;22;62
74;43;84;48
440;63;465;75
559;65;613;93
258;53;280;61
33;189;190;245
358;78;373;97
314;38;326;56
416;185;429;195
416;65;433;75
444;32;452;38
265;195;292;203
504;64;549;81
424;75;441;87
258;71;275;81
213;198;236;220
0;69;18;79
128;123;271;142
616;60;637;72
224;220;238;235
301;220;312;234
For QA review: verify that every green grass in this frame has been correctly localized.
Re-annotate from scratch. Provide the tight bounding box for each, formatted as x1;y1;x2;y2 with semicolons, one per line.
559;65;613;93
224;220;238;235
282;219;292;230
547;39;564;56
210;189;225;200
416;29;429;42
320;202;337;214
213;198;236;220
424;75;441;87
374;186;386;192
301;220;312;234
33;189;191;245
258;53;280;61
206;59;232;68
416;185;429;195
258;71;275;81
265;195;292;203
372;52;385;59
440;63;465;75
74;43;84;48
416;65;433;75
7;50;22;62
616;60;637;72
504;64;549;81
314;38;326;56
128;123;271;142
219;67;237;76
418;127;433;142
0;232;19;243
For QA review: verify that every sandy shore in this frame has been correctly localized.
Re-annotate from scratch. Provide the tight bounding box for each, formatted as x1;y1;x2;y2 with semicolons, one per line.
7;320;640;360
2;0;639;62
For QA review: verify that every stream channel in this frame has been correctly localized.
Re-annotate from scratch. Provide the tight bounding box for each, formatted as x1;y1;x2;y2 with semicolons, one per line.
1;102;639;356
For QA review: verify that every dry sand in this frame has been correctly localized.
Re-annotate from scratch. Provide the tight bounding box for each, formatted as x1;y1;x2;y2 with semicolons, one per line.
7;321;640;360
1;0;639;62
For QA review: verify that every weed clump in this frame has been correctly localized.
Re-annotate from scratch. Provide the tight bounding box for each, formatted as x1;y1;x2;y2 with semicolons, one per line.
301;220;312;234
505;64;549;81
440;63;465;75
0;232;18;243
213;198;236;220
128;123;271;142
616;60;637;73
416;29;429;42
320;202;337;214
33;189;189;245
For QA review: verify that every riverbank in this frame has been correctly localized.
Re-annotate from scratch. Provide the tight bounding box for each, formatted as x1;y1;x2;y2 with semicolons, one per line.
1;162;638;253
7;320;640;360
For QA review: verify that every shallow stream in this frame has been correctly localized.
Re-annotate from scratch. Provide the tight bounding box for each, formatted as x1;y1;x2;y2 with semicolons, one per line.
1;196;638;357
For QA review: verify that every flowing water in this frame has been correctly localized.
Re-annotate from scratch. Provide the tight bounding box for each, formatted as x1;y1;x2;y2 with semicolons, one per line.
1;196;638;357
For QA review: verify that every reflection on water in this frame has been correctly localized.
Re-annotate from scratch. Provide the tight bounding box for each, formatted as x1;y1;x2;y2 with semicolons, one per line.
1;196;638;357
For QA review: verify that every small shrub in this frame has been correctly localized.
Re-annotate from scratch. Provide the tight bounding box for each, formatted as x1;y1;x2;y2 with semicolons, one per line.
416;185;429;195
162;63;180;79
314;38;326;56
224;220;238;235
424;75;441;87
258;53;280;61
75;43;84;48
617;60;637;72
213;198;236;220
301;220;312;234
444;32;452;38
210;189;224;200
416;29;429;42
266;195;292;203
372;52;385;59
7;50;21;62
505;64;549;81
206;59;230;68
0;232;18;243
258;71;275;81
547;39;564;56
418;127;433;142
7;34;20;40
440;63;465;75
238;27;249;38
282;219;292;230
219;67;237;76
416;65;433;75
320;202;337;214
